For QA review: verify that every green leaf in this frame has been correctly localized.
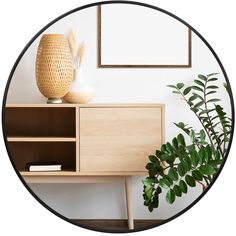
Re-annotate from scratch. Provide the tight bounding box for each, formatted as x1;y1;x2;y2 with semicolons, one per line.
191;107;199;113
207;73;219;77
205;145;212;163
190;150;199;167
176;122;185;128
178;162;187;177
207;99;221;103
165;175;174;186
198;74;207;81
208;77;218;82
190;130;196;143
155;150;162;158
215;150;221;161
161;144;167;152
177;133;185;146
172;137;178;149
166;189;175;204
183;87;191;95
192;86;204;92
200;130;206;142
173;91;181;94
199;165;216;176
142;178;154;187
144;186;153;198
199;109;211;116
159;178;171;189
206;91;217;95
184;157;192;171
185;175;196;187
192;92;204;101
149;155;159;163
189;95;198;102
194;79;205;87
182;159;189;171
160;153;168;161
208;159;223;166
156;186;162;194
179;180;188;193
152;194;159;208
166;142;174;152
223;82;230;93
174;122;191;135
168;168;178;181
145;163;154;170
177;83;184;89
206;85;219;89
167;154;176;163
173;185;182;197
194;101;204;107
192;170;203;181
167;85;177;89
148;205;154;212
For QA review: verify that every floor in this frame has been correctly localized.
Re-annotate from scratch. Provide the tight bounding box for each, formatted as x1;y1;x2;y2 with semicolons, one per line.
72;219;163;232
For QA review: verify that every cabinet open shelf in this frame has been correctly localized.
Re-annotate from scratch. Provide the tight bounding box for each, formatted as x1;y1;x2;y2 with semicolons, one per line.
4;103;165;177
5;106;76;138
7;142;76;172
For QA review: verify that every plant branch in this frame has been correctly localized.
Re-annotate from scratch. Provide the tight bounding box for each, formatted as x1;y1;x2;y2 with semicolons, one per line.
177;88;215;150
203;78;224;157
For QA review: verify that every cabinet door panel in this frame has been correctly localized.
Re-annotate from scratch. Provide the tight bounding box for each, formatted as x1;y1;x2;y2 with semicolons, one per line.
79;107;163;172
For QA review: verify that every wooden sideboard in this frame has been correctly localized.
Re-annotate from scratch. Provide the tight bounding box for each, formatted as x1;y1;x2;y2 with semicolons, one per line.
4;103;165;230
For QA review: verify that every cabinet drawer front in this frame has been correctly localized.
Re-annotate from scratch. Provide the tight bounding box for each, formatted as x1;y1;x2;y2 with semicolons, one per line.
80;107;164;172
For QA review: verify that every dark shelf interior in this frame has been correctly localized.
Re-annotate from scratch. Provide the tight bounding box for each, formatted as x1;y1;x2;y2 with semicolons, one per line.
7;142;76;172
5;107;76;138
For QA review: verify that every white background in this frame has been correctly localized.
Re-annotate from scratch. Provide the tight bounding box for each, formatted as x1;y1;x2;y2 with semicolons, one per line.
101;4;189;65
0;0;236;235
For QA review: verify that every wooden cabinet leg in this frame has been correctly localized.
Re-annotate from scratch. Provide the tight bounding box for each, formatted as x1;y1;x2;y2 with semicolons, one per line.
125;176;134;230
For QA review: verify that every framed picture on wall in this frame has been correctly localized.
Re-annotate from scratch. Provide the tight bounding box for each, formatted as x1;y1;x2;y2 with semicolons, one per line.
98;4;192;68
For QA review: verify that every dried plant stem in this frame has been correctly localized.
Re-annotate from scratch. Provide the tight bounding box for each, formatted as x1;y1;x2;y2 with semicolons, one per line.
78;42;85;68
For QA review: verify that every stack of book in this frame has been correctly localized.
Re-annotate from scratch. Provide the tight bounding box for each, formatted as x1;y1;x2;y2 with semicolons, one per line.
26;162;62;172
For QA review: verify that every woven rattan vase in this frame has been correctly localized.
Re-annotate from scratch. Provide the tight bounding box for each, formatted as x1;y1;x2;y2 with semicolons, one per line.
36;34;73;103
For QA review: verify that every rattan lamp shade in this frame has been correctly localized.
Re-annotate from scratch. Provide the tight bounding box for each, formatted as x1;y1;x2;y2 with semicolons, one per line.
36;34;73;103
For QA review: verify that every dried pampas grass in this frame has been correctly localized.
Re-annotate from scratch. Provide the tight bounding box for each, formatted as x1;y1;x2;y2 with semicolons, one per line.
78;42;85;68
68;29;78;58
67;29;85;69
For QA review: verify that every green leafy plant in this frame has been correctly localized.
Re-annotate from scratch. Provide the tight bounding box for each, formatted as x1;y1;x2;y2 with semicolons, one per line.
142;73;232;212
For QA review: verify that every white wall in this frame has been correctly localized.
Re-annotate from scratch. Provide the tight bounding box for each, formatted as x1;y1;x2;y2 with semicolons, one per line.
6;5;231;220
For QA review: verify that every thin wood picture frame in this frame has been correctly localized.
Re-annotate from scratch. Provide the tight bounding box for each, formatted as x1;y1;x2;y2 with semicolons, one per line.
97;5;192;68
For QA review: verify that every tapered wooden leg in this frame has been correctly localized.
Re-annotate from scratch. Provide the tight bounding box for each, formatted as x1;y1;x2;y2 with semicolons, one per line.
125;176;134;230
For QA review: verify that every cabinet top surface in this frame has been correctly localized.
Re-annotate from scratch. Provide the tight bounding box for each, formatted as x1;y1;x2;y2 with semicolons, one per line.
5;103;165;108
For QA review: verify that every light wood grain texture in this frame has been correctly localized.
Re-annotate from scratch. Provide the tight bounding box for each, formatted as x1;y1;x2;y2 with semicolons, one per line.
20;171;147;177
125;176;134;230
5;103;164;108
23;176;126;183
21;171;76;176
5;103;164;176
5;103;77;107
80;106;163;172
76;105;80;173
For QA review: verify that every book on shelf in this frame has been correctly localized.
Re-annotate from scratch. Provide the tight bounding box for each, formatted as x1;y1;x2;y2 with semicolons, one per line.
26;162;62;172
